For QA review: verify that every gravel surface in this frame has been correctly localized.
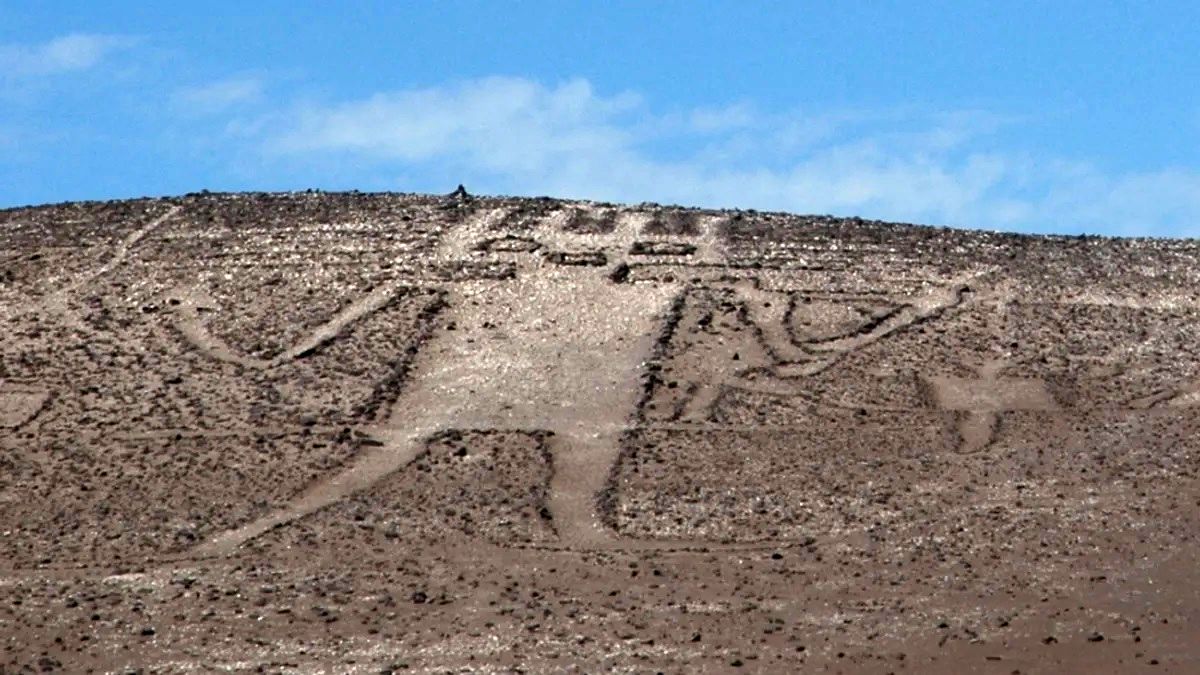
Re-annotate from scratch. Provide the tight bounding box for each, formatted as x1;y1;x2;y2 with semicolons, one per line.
0;189;1196;672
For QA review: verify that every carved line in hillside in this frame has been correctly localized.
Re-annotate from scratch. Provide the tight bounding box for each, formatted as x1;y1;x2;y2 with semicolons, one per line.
164;204;521;373
467;206;725;287
188;424;442;559
0;432;825;578
965;286;1200;414
940;290;1011;455
954;409;999;455
172;208;543;556
0;387;50;430
0;517;820;580
28;205;1197;564
674;274;985;424
1129;381;1200;410
735;280;813;364
10;205;1200;576
187;236;686;557
789;298;907;347
39;205;182;329
181;288;447;556
186;428;826;558
678;279;1200;453
499;205;1200;415
69;205;183;291
750;273;990;367
341;292;449;426
705;376;918;416
801;278;983;365
165;280;420;370
543;431;620;548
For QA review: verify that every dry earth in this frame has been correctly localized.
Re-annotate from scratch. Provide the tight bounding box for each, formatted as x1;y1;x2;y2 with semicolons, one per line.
0;190;1197;673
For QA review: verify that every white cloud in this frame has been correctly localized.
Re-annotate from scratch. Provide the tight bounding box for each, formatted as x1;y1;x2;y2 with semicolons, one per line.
175;76;263;114
0;33;130;78
686;104;757;134
273;77;639;175
249;76;1200;235
1037;164;1200;236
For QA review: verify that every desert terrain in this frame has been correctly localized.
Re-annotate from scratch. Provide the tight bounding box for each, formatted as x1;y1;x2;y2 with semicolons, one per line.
0;190;1197;673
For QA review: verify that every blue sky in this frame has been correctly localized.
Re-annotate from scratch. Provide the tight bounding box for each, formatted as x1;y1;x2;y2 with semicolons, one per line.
2;2;1199;235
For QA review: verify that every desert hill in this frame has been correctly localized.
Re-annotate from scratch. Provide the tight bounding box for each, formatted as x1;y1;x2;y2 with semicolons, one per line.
1;191;1196;672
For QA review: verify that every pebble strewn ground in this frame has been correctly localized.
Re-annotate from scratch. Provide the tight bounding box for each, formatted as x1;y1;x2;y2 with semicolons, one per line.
1;190;1197;672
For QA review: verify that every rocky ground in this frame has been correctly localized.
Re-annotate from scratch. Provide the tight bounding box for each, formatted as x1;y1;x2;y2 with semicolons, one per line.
0;190;1197;672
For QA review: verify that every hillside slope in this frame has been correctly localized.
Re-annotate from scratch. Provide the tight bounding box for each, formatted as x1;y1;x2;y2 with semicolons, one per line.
1;191;1197;672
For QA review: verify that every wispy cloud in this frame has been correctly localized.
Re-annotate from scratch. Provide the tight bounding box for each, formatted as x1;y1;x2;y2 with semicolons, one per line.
272;77;639;173
686;103;757;134
222;76;1200;235
174;76;263;114
0;33;131;78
